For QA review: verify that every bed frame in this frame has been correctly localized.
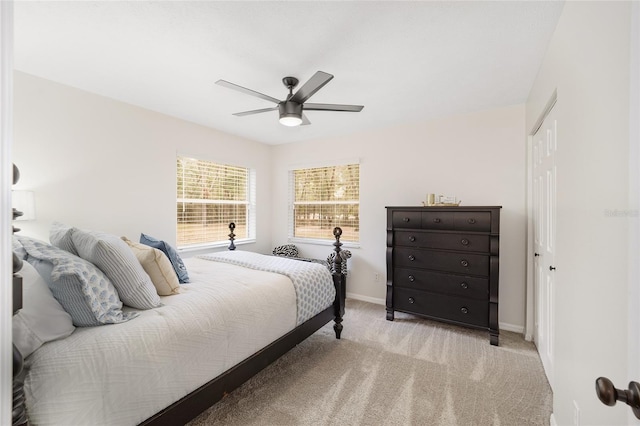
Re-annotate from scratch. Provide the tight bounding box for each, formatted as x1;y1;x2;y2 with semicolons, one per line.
10;215;347;426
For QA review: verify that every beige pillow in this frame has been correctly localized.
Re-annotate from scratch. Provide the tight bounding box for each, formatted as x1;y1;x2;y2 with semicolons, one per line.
122;237;181;296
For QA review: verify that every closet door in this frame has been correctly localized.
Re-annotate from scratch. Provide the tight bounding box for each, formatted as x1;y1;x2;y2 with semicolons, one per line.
532;104;557;389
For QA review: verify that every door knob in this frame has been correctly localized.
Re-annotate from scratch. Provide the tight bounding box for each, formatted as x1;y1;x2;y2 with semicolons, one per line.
549;266;556;271
595;377;640;419
534;253;540;257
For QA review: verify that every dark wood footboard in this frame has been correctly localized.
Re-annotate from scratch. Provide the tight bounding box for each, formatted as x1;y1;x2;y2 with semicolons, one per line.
140;225;347;425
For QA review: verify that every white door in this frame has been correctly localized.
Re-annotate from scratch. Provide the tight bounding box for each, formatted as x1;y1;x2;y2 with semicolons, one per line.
532;104;557;389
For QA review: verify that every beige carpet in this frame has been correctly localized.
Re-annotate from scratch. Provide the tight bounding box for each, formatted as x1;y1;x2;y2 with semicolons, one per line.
188;299;552;426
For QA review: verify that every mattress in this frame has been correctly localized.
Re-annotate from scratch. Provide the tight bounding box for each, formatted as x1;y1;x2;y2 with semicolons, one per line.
23;255;332;426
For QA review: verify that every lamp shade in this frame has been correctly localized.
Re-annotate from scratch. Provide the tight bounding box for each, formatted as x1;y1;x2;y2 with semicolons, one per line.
12;191;36;221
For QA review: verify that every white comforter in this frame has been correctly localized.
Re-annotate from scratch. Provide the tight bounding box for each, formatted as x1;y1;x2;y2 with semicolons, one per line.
24;257;317;426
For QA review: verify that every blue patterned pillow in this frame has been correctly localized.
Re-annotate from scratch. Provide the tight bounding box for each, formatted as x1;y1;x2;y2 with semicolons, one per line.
140;233;190;283
17;236;137;327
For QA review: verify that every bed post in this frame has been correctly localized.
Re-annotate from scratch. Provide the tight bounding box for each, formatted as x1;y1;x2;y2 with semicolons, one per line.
12;164;27;426
228;222;236;251
332;227;346;339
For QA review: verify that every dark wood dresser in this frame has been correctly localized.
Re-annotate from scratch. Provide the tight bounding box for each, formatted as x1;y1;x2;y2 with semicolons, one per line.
385;206;501;345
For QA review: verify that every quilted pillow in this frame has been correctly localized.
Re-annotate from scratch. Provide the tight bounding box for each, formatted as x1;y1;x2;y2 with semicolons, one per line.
140;233;190;283
72;229;161;310
49;221;78;255
13;260;75;357
122;237;181;296
272;244;299;258
17;236;136;327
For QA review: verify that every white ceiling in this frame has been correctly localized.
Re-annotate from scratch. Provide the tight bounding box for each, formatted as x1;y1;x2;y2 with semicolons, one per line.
14;1;565;145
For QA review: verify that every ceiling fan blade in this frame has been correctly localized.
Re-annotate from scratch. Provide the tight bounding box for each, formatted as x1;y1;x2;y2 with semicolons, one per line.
233;107;278;117
216;80;281;104
290;71;334;104
303;103;364;112
301;113;311;126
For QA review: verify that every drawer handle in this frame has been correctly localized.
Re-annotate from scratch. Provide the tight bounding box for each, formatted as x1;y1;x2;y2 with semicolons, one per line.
461;307;469;314
460;282;468;289
433;218;441;223
403;217;410;222
409;236;416;242
461;238;469;246
467;218;476;224
408;297;415;304
408;255;416;261
408;275;415;282
460;259;469;267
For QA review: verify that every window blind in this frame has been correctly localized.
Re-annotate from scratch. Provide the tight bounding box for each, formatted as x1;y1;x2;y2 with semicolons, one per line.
289;163;359;243
177;156;255;248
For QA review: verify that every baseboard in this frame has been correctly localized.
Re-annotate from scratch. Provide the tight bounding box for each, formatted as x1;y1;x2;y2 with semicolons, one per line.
346;292;385;306
550;413;557;426
499;322;524;334
348;294;527;335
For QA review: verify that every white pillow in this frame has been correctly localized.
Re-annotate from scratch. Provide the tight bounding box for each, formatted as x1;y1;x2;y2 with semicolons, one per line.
122;237;181;296
71;229;161;310
13;261;75;357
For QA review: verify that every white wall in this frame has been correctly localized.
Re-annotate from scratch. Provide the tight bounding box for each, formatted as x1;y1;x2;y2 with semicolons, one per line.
271;104;528;330
13;72;529;332
12;71;273;255
526;2;633;424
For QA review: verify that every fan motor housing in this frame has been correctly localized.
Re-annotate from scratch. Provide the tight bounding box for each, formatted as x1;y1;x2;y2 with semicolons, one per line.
278;101;303;119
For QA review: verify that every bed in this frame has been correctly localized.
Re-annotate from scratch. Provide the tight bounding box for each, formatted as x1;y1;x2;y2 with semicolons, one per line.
10;216;347;425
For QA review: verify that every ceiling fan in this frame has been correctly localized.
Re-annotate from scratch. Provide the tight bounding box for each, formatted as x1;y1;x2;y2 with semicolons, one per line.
215;71;364;127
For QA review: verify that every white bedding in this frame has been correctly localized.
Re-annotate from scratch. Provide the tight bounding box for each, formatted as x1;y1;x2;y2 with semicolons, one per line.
23;256;331;426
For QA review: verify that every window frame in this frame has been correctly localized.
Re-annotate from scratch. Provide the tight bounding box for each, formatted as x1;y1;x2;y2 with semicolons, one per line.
288;161;360;247
176;155;256;251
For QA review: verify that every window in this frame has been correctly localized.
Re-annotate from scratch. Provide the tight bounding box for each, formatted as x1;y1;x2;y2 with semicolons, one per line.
290;163;359;243
177;156;255;249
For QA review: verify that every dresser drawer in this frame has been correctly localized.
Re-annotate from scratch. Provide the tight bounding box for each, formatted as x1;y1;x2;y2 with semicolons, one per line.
421;211;454;230
394;247;489;276
394;231;489;252
392;211;422;228
453;212;492;232
394;287;488;327
393;267;488;300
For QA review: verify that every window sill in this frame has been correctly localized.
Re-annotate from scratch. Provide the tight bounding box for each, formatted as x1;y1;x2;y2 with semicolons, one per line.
177;238;256;254
288;237;360;249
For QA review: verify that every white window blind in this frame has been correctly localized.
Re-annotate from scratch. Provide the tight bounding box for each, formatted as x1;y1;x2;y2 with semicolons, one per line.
289;163;359;243
177;156;255;248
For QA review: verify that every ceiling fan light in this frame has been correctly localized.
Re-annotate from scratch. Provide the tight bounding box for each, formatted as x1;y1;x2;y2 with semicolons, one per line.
278;102;304;127
279;115;302;127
